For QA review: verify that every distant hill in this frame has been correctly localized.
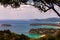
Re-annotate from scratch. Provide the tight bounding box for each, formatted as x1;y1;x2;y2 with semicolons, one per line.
29;18;60;22
0;18;60;24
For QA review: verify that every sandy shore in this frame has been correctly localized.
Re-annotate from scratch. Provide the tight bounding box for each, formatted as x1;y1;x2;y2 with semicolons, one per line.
40;34;46;37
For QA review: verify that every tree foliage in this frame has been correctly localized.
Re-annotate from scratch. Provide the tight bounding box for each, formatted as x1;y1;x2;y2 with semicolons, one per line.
0;30;30;40
33;0;60;17
0;30;60;40
0;0;60;17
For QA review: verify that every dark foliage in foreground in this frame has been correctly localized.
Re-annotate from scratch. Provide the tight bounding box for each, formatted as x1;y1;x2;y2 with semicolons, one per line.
0;30;30;40
0;30;60;40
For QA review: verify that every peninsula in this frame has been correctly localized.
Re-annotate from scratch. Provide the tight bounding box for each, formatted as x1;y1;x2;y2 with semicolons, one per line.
30;23;60;27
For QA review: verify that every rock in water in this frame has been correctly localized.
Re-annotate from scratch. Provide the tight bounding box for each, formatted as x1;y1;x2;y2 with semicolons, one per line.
1;24;11;27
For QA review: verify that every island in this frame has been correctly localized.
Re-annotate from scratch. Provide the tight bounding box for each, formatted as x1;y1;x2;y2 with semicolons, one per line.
1;24;11;27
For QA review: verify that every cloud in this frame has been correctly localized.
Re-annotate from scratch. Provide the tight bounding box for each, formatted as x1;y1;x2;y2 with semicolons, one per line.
0;5;59;20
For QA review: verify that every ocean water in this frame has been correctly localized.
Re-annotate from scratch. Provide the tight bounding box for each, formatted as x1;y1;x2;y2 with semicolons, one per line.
0;20;58;38
0;20;57;34
26;33;41;39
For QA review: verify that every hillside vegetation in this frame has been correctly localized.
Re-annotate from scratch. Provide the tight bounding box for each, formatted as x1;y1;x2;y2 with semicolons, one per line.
0;30;60;40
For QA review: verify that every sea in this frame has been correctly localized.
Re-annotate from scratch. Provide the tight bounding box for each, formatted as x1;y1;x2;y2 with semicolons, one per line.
0;20;59;39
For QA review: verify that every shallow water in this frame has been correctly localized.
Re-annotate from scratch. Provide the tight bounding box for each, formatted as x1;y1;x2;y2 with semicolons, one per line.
0;21;58;34
26;33;41;39
0;20;58;38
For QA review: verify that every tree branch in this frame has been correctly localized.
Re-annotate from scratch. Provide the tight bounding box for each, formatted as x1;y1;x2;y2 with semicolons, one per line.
52;7;60;17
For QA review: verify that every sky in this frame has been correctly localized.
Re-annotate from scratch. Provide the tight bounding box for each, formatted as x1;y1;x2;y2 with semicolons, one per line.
0;5;60;20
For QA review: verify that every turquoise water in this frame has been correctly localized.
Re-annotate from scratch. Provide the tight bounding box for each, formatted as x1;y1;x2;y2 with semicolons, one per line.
31;26;58;29
0;20;59;39
25;33;42;39
27;33;41;39
25;26;58;39
0;24;58;34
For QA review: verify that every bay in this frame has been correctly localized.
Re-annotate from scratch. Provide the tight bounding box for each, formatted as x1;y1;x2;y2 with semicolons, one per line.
0;20;58;38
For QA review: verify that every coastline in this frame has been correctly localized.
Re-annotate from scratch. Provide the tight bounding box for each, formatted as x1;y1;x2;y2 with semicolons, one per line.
40;34;46;37
30;23;60;27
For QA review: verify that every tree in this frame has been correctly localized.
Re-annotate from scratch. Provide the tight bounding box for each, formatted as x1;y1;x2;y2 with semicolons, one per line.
0;0;60;17
33;0;60;17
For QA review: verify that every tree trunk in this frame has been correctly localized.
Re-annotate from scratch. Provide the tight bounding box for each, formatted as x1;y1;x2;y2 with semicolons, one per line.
52;7;60;17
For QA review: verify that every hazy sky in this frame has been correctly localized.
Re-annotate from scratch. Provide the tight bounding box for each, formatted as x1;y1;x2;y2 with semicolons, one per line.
0;5;60;20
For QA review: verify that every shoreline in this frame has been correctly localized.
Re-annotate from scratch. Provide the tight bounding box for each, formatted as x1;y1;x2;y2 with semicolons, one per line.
30;23;60;27
40;34;46;37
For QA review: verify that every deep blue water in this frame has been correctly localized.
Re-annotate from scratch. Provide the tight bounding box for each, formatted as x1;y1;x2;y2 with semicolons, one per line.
0;20;58;39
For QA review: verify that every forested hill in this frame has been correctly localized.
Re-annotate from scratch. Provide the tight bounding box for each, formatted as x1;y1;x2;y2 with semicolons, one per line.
30;18;60;22
0;30;30;40
0;30;60;40
0;18;59;23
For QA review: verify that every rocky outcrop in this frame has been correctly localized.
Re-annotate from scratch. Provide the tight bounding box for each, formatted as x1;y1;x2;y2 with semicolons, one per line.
1;24;11;27
29;28;60;35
